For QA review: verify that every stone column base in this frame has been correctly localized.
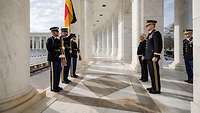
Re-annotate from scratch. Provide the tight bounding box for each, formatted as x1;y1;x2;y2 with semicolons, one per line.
1;87;46;113
191;101;200;113
169;62;186;71
131;61;140;73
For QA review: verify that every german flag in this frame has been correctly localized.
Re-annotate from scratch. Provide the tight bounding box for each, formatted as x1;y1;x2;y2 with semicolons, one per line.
64;0;77;28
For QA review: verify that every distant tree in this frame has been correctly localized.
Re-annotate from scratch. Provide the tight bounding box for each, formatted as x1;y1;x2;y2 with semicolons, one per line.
164;24;174;57
164;24;174;50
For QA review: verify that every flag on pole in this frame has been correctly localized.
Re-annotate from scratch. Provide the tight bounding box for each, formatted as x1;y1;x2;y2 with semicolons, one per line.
64;0;77;28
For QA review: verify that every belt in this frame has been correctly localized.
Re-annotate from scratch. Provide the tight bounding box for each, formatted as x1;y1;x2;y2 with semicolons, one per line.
54;49;61;52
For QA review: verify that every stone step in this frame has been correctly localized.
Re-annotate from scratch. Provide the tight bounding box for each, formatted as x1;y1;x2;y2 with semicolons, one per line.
2;89;46;113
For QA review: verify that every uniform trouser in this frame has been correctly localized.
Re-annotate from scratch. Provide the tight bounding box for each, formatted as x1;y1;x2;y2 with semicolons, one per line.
138;56;148;81
147;59;161;92
70;57;78;75
49;60;61;90
62;56;71;82
184;56;193;81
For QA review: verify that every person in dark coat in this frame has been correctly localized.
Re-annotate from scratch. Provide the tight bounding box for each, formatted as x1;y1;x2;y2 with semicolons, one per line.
137;34;148;82
183;29;193;84
46;27;63;92
70;34;79;78
60;27;72;84
144;20;163;94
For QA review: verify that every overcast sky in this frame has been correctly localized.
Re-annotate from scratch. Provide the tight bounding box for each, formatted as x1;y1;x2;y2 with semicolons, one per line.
30;0;64;32
164;0;174;27
30;0;174;32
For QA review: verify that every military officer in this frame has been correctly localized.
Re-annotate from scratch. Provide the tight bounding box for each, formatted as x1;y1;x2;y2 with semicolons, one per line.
144;20;163;94
46;27;63;92
183;29;193;84
61;27;72;84
137;34;148;82
70;34;79;78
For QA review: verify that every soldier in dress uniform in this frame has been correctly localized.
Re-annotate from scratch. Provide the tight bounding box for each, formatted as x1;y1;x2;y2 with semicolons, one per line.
137;34;148;82
70;34;79;78
144;20;163;94
183;29;193;84
61;27;72;84
46;27;63;92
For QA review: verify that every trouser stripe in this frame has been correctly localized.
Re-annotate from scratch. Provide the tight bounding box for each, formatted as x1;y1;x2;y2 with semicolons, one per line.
153;61;159;91
51;62;54;89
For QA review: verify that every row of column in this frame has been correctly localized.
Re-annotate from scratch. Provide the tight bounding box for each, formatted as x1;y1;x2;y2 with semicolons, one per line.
94;15;119;58
94;0;193;71
31;36;47;50
94;1;125;59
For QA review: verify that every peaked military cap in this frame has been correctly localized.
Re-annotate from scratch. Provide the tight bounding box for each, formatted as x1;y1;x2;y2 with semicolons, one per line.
61;27;68;32
184;29;193;34
71;33;76;38
49;27;59;31
146;20;157;26
68;33;76;38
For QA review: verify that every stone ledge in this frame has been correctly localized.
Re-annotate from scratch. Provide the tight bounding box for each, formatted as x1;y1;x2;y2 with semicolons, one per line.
1;88;46;113
169;62;186;71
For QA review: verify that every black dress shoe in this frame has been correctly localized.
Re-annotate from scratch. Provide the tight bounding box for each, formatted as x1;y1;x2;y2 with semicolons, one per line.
188;80;193;84
149;89;161;94
146;87;152;91
58;87;63;90
184;80;189;82
141;80;148;82
62;80;72;84
51;89;60;92
71;74;79;78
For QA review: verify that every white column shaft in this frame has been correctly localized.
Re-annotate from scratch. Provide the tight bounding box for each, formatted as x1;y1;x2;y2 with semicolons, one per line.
171;0;192;70
192;0;200;112
117;0;125;60
131;0;141;70
0;0;33;110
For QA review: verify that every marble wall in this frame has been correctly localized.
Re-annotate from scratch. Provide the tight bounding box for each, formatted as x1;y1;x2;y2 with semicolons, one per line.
192;0;200;112
0;0;33;110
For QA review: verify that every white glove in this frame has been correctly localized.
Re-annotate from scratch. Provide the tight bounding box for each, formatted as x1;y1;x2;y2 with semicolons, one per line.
152;57;158;62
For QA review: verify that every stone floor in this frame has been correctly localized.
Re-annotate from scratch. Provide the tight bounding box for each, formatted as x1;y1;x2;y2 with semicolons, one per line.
28;60;193;113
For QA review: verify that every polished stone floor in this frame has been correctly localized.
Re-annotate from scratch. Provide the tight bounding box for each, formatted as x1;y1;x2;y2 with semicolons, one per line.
28;60;192;113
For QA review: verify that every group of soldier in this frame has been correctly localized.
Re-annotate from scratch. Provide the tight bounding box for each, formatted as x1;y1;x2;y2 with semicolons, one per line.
137;19;193;94
46;27;80;92
46;20;193;93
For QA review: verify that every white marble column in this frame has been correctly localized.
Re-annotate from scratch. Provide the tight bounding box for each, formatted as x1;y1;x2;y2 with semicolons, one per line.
107;23;112;57
109;24;112;57
106;25;110;56
114;15;119;57
123;2;132;63
103;28;107;57
100;30;104;57
96;32;99;56
39;37;42;50
93;33;97;56
36;37;39;50
170;0;192;70
97;32;101;56
111;17;115;57
131;0;142;71
32;37;35;50
101;30;104;56
0;0;36;112
117;0;125;60
191;0;200;112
